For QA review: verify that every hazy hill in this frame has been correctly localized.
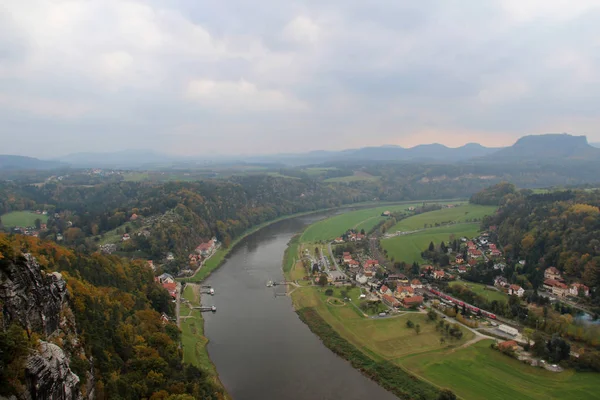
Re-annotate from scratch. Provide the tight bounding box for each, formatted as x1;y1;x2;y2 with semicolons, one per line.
485;134;600;163
54;149;181;168
0;155;64;170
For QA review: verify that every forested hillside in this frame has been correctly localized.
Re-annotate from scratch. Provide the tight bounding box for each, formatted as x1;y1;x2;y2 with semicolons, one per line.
481;189;600;301
0;234;222;399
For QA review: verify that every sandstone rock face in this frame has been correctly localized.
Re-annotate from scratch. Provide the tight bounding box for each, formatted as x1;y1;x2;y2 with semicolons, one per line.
1;253;87;399
25;341;81;400
0;254;69;337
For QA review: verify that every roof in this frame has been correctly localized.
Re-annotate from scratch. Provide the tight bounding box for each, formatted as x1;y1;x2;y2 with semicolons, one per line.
162;282;177;291
571;283;589;290
509;284;522;291
382;294;400;306
434;270;445;276
545;267;560;274
403;296;424;305
343;252;350;256
365;259;378;266
380;285;390;293
498;340;518;349
411;279;421;285
544;279;567;289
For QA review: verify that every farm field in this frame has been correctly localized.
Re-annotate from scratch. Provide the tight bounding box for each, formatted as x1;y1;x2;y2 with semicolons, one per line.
290;285;474;362
401;340;600;400
300;201;462;243
389;204;496;232
0;211;48;227
324;171;380;183
381;223;480;264
449;281;508;303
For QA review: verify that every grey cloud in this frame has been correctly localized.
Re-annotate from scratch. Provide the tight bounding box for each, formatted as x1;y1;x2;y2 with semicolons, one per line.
1;0;600;157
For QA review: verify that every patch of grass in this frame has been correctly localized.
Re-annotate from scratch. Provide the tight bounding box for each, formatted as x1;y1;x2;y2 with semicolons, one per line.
389;205;496;232
449;281;508;304
297;307;440;400
300;203;434;242
324;171;380;183
1;211;48;228
303;167;339;176
122;172;150;182
180;285;215;373
381;224;481;264
95;222;135;245
402;340;600;400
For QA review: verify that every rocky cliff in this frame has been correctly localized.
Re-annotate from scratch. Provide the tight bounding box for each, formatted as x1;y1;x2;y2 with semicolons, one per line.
0;253;84;400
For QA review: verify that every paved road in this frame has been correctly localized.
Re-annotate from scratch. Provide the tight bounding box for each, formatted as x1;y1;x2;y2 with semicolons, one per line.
431;307;495;341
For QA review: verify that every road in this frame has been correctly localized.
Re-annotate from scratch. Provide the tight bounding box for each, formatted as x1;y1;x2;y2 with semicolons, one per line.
176;282;182;327
431;307;495;341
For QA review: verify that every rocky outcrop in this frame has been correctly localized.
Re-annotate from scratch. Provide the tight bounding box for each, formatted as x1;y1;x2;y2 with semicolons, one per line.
0;253;85;399
25;341;81;400
0;254;69;337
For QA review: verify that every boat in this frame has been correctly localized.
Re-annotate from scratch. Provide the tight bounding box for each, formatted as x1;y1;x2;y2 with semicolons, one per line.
209;288;215;295
211;305;217;312
266;280;273;287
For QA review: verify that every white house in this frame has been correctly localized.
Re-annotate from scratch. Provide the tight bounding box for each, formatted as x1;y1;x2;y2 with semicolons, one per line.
508;284;525;297
570;283;590;297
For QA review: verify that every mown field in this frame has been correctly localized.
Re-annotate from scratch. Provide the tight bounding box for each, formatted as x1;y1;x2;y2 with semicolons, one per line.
389;204;495;232
401;340;600;400
449;281;508;303
381;223;481;264
0;211;48;227
300;201;462;243
180;285;215;373
324;171;380;183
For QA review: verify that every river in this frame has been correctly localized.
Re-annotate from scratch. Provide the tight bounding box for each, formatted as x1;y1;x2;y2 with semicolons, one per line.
202;212;398;400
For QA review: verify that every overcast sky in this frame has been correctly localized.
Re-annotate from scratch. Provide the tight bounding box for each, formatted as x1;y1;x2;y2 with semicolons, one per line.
1;0;600;157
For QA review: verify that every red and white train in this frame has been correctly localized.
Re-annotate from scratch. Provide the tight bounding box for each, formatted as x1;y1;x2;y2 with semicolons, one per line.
429;288;497;319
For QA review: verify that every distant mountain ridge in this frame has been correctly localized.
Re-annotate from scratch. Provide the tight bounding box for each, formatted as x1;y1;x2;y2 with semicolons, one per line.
484;134;600;162
4;133;599;170
0;155;65;170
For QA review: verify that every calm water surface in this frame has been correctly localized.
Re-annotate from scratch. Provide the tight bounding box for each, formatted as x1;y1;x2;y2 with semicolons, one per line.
203;212;398;400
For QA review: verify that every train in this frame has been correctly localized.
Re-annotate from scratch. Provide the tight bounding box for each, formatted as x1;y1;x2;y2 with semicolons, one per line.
429;288;497;319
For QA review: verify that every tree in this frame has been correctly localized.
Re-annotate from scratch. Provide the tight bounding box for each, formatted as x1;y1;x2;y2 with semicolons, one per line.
360;228;365;235
440;241;447;253
427;310;438;321
406;319;414;329
440;337;446;345
428;241;435;252
415;323;421;335
438;389;457;400
318;274;328;287
340;290;348;299
34;218;41;229
325;289;334;296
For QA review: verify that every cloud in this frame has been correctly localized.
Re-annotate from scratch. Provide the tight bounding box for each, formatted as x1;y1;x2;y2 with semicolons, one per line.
186;79;306;112
1;0;600;157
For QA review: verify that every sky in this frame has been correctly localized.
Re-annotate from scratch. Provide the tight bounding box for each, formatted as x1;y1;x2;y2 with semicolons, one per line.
1;0;600;158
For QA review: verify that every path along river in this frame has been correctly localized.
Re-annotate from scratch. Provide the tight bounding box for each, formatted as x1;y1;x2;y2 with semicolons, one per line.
202;211;398;400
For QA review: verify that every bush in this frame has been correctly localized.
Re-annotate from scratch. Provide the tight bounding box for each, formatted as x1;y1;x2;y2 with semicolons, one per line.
325;289;334;296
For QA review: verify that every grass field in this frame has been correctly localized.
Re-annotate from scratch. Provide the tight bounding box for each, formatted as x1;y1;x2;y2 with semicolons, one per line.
389;204;496;232
381;223;480;264
122;172;150;182
300;202;462;242
180;285;215;373
449;281;508;303
303;167;339;176
402;340;600;400
324;171;380;183
0;211;48;227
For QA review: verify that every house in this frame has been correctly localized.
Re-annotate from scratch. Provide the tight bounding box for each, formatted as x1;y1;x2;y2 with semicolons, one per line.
408;206;416;211
468;248;483;258
490;249;502;257
433;270;445;280
498;340;518;352
382;294;400;308
130;213;139;221
494;276;508;288
356;273;369;284
544;279;568;297
122;233;130;241
468;259;477;267
348;259;360;268
158;273;175;284
147;260;155;271
410;279;423;289
160;313;170;324
40;223;47;230
493;263;506;271
166;252;175;261
162;282;177;298
488;243;497;250
196;239;216;257
343;252;352;263
457;265;467;274
382;211;391;217
402;296;424;308
364;259;379;268
508;284;525;297
394;285;414;299
389;273;408;282
455;256;465;264
570;283;590;297
380;285;393;296
544;267;561;280
334;237;344;244
421;265;434;272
